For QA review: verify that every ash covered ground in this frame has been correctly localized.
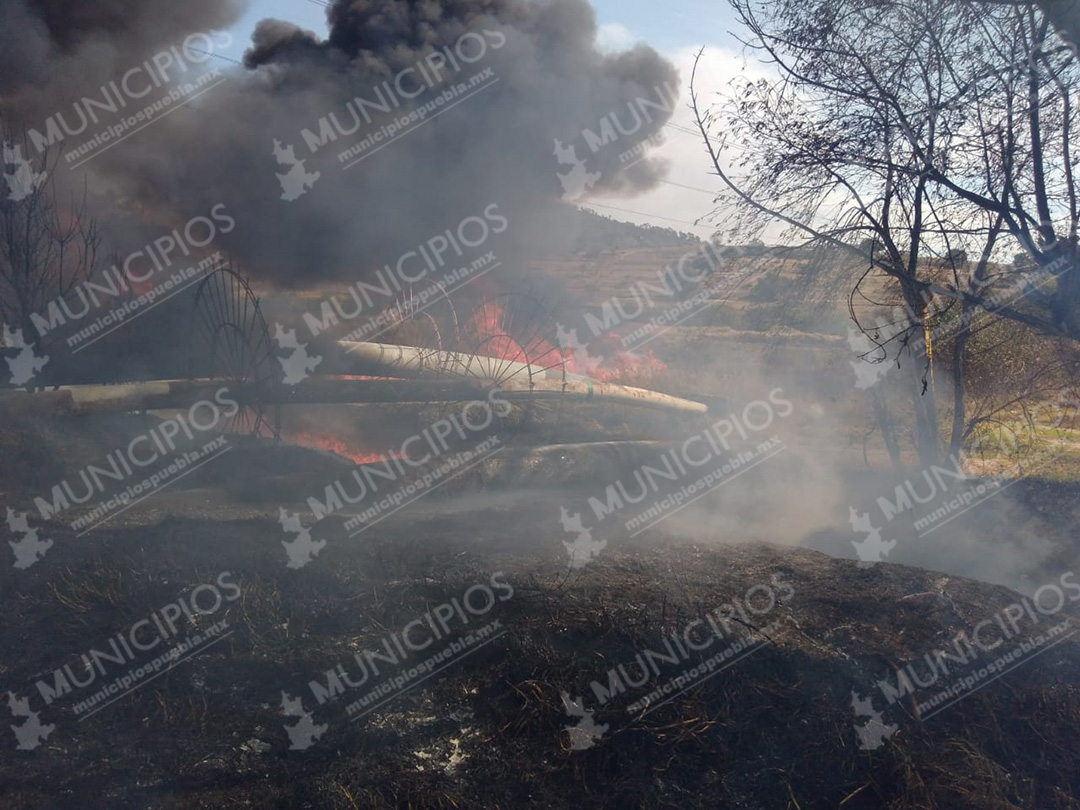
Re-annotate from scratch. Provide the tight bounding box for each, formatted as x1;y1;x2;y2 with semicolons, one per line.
2;410;1079;810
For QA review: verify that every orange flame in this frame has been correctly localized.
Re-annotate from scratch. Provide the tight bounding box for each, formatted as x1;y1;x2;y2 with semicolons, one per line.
465;300;667;383
465;302;531;362
286;432;395;465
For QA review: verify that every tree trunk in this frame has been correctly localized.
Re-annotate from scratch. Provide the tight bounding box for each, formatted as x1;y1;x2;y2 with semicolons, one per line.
949;306;972;456
871;385;903;468
901;287;940;465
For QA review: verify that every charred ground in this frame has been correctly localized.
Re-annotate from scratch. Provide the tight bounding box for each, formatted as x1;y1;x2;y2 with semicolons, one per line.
1;413;1079;810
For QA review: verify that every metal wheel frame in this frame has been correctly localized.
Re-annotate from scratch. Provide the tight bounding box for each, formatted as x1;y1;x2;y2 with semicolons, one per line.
376;280;462;373
458;293;567;388
188;263;280;441
454;293;568;439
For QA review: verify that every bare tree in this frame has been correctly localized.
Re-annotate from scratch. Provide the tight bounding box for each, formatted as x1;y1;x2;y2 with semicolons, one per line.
692;0;1080;462
0;125;100;348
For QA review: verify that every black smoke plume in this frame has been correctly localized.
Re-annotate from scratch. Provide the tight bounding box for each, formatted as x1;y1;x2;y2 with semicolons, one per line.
1;0;678;287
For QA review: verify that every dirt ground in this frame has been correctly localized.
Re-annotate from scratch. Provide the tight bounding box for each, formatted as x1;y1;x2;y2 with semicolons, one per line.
2;412;1080;810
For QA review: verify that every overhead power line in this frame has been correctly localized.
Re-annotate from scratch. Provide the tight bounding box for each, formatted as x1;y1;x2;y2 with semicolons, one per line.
658;178;719;196
576;200;705;229
185;47;245;66
664;122;702;138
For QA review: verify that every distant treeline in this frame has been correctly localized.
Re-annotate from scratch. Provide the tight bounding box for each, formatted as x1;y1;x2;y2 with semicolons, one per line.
558;208;699;256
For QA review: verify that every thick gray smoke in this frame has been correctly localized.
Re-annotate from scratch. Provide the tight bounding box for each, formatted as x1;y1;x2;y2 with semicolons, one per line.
1;0;679;287
0;0;247;108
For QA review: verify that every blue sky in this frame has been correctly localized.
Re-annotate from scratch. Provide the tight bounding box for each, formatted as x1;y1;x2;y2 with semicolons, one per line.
221;1;748;235
220;0;327;61
590;0;740;53
225;0;740;56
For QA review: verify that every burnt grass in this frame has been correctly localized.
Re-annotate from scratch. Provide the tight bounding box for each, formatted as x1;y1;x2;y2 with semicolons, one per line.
2;427;1080;808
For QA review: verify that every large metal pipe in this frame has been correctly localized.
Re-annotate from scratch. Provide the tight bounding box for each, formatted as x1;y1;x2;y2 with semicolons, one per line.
337;341;707;414
497;378;707;414
0;376;708;416
339;340;565;382
0;381;202;415
0;379;490;414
